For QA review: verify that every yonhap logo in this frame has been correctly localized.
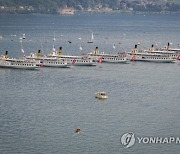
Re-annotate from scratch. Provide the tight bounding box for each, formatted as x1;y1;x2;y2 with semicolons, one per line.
121;132;135;148
121;132;180;148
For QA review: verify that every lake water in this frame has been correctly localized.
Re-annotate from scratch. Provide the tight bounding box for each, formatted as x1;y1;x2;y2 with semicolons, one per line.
0;13;180;154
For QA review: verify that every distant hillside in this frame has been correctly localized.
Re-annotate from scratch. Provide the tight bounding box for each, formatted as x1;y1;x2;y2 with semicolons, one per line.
0;0;180;14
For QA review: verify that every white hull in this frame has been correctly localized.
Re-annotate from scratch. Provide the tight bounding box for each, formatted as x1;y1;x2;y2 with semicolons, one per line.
0;65;38;69
88;52;128;63
68;59;96;66
0;60;39;70
130;56;175;63
128;52;176;63
26;57;71;68
133;58;176;63
72;62;96;66
38;63;70;68
95;92;108;99
46;53;96;66
102;57;128;63
95;95;108;99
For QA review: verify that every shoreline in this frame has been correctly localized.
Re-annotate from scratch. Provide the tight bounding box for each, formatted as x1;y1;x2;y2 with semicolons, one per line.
0;10;180;15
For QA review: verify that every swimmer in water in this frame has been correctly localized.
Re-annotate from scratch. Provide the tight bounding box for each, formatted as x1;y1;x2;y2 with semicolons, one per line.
75;128;81;134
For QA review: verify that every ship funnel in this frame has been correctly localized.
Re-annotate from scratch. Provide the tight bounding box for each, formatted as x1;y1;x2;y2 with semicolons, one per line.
37;50;41;59
5;51;8;59
94;47;99;55
167;42;170;50
150;44;154;51
58;47;62;56
133;45;138;53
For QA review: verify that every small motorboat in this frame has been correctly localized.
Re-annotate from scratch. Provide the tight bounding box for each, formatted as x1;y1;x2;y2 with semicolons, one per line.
95;92;108;99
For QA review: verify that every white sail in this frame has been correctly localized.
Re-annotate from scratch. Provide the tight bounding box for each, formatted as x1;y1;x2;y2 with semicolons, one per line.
20;41;24;53
87;33;94;43
53;31;56;41
21;48;25;53
113;43;116;49
52;45;56;51
91;33;94;40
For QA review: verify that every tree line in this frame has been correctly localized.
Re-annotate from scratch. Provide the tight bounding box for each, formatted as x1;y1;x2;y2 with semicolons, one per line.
0;0;180;13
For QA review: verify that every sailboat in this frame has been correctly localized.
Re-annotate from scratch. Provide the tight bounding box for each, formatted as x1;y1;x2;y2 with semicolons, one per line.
87;33;94;43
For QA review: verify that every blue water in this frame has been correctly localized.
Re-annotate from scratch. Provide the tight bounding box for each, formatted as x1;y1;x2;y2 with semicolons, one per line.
0;13;180;154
